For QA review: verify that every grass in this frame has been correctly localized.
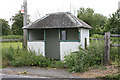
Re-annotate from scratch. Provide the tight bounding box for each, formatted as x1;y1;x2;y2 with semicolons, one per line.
2;42;22;49
1;40;119;71
1;44;65;68
1;42;22;67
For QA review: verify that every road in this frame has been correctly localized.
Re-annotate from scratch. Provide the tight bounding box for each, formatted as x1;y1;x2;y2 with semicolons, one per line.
0;74;83;80
0;73;48;78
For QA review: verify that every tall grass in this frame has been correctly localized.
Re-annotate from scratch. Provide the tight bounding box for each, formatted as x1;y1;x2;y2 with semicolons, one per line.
110;47;119;61
2;46;64;68
1;40;119;72
2;42;22;49
87;40;105;64
2;46;50;67
64;40;119;72
64;40;105;72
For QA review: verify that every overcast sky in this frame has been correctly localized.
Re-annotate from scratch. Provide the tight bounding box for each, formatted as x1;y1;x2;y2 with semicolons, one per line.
0;0;120;24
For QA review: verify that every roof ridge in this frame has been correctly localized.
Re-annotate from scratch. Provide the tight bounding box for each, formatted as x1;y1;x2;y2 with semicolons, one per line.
76;17;93;29
69;13;83;26
47;12;70;15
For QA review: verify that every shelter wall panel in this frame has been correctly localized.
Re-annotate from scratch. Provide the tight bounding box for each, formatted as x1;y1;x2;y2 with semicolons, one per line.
60;42;80;61
27;41;45;56
80;29;89;49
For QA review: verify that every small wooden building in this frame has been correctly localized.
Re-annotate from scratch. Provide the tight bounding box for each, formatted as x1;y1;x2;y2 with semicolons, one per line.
23;12;92;60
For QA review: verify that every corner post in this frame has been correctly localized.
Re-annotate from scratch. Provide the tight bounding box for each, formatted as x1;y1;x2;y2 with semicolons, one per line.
104;32;110;65
85;38;87;49
118;1;120;73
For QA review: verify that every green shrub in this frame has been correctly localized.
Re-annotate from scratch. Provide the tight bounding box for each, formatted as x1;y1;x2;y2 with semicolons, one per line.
2;35;23;39
53;61;65;68
2;46;64;68
2;46;15;61
110;47;119;61
64;41;105;72
90;34;104;38
110;37;120;43
10;50;52;67
64;47;92;72
87;40;105;65
2;46;50;67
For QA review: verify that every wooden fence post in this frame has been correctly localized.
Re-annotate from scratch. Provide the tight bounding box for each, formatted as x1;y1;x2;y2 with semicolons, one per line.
23;29;27;50
104;32;110;65
85;38;87;49
118;41;120;74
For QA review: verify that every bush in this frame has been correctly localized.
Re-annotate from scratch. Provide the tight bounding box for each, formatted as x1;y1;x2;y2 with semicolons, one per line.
110;47;119;61
64;47;92;72
110;37;120;44
87;40;105;65
90;34;104;38
2;46;50;67
2;35;23;39
64;41;105;72
10;50;53;67
2;46;64;68
54;61;65;68
2;46;15;61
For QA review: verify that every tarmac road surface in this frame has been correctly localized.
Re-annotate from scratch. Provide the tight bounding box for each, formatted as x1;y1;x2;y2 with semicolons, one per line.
0;73;47;78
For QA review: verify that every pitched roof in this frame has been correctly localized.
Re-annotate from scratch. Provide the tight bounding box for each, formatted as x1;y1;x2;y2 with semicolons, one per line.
23;12;93;29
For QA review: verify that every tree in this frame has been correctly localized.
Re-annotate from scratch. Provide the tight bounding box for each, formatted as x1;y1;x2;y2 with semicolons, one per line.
0;18;12;35
11;11;30;35
104;9;120;34
77;8;107;35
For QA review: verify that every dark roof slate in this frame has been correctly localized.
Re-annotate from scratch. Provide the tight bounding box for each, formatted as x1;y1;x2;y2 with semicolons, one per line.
23;12;93;29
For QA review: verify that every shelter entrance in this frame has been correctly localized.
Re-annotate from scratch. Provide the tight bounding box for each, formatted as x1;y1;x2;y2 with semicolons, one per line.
45;29;60;60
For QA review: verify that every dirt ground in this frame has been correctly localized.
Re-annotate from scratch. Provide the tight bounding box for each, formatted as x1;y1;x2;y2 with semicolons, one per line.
73;65;119;78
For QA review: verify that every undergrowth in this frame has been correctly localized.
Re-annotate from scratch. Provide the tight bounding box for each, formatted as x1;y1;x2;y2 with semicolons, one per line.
2;46;64;68
2;40;119;73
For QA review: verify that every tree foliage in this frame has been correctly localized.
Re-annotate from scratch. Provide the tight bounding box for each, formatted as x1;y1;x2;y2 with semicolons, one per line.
0;18;12;35
104;9;120;34
11;11;30;35
77;8;107;35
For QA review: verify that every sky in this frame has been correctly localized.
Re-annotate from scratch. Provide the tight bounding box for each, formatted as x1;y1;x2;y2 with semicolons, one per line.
0;0;120;25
